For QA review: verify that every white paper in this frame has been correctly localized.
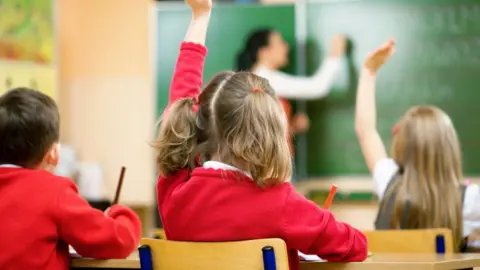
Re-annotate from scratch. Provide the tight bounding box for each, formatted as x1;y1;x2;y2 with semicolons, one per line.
69;246;80;257
298;251;326;262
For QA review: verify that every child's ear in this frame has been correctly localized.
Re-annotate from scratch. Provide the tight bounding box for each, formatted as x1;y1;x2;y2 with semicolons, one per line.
46;143;61;167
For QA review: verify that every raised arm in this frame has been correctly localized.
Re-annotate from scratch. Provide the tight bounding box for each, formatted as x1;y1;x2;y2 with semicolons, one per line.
256;35;345;100
282;186;368;261
256;59;341;99
168;0;212;104
355;39;395;173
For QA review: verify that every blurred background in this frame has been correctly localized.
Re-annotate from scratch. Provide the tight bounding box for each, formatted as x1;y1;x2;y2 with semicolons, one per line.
1;0;479;236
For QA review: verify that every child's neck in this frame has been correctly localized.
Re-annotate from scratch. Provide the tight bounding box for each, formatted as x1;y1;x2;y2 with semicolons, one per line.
209;156;250;176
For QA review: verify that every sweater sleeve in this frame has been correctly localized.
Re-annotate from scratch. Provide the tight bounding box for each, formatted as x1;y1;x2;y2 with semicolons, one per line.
55;182;141;259
168;42;208;105
255;58;341;100
156;169;190;236
282;185;367;262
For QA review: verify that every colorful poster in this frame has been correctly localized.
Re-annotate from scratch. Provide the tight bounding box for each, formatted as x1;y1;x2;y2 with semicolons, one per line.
0;0;54;64
0;0;56;99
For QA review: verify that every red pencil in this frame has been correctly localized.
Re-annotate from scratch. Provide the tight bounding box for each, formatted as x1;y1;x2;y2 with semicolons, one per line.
323;185;338;209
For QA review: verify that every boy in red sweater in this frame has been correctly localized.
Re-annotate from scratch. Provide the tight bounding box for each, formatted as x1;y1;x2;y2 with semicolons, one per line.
154;1;367;269
0;88;141;270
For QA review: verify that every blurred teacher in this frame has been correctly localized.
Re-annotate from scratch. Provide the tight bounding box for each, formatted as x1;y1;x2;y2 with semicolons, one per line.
236;29;346;155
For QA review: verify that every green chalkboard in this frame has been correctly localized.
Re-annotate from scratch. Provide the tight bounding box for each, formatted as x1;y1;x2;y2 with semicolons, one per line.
155;4;296;116
305;0;480;175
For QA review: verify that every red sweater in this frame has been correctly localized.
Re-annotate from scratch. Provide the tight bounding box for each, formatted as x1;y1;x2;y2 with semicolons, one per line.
157;168;368;270
0;168;142;270
157;42;367;270
167;42;207;110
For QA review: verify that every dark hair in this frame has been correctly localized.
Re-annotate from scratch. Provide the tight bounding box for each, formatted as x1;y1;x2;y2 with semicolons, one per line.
236;28;274;71
153;71;234;176
0;88;60;168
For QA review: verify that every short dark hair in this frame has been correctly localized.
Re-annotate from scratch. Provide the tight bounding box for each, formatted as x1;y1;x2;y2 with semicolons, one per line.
0;88;59;168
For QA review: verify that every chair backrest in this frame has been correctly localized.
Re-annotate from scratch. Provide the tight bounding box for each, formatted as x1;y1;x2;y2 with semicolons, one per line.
151;229;166;239
363;229;454;254
139;238;289;270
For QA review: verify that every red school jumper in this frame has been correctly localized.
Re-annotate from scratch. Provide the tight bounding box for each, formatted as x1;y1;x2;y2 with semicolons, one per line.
0;168;142;270
157;42;368;270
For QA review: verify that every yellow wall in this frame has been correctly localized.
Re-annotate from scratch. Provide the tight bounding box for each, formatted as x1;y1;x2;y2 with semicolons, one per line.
57;0;155;206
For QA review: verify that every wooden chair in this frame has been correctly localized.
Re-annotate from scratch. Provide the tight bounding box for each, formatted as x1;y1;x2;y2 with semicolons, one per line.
138;238;289;270
363;228;454;254
151;228;166;240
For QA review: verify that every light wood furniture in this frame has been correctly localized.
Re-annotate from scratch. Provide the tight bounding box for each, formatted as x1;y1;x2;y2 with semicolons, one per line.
71;253;480;269
363;229;454;254
139;238;289;270
71;251;139;269
130;205;154;237
151;228;166;239
302;254;480;270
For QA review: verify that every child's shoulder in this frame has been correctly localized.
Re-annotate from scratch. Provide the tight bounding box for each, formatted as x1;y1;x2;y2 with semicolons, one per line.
20;169;77;192
34;169;74;182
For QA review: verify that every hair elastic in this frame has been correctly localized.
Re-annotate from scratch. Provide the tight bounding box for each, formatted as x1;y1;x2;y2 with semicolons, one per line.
391;124;399;135
191;97;199;112
252;87;261;92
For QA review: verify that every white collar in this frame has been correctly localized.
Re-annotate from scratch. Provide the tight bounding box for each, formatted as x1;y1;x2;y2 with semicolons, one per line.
203;161;252;178
0;164;20;168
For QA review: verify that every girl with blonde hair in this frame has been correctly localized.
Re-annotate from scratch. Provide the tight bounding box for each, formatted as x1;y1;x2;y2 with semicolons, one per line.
355;39;480;250
154;0;368;269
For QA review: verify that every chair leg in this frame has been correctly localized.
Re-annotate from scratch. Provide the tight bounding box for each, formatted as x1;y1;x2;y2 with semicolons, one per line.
262;246;277;270
138;245;153;270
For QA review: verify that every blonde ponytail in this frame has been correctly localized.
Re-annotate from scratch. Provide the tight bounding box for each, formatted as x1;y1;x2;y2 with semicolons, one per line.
153;98;197;177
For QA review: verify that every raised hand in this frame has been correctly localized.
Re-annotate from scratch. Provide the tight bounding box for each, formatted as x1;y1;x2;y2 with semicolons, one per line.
329;35;347;58
185;0;212;18
292;113;310;134
364;38;395;73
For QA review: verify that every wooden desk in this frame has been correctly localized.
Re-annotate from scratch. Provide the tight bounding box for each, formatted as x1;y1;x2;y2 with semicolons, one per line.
71;253;480;270
71;252;139;269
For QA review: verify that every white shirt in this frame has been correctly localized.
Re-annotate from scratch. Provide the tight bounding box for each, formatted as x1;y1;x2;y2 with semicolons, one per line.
374;158;480;237
253;58;342;99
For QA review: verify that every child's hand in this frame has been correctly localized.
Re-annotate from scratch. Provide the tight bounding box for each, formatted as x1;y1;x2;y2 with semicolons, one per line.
329;35;347;58
292;113;310;134
364;38;395;74
186;0;212;18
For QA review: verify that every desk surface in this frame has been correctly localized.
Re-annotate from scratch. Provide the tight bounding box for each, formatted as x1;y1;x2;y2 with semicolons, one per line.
71;253;480;270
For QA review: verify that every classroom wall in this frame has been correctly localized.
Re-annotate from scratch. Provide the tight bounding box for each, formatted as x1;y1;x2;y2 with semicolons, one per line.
260;0;295;4
57;0;156;206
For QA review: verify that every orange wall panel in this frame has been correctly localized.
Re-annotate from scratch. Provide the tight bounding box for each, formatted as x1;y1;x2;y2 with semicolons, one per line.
57;0;155;205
